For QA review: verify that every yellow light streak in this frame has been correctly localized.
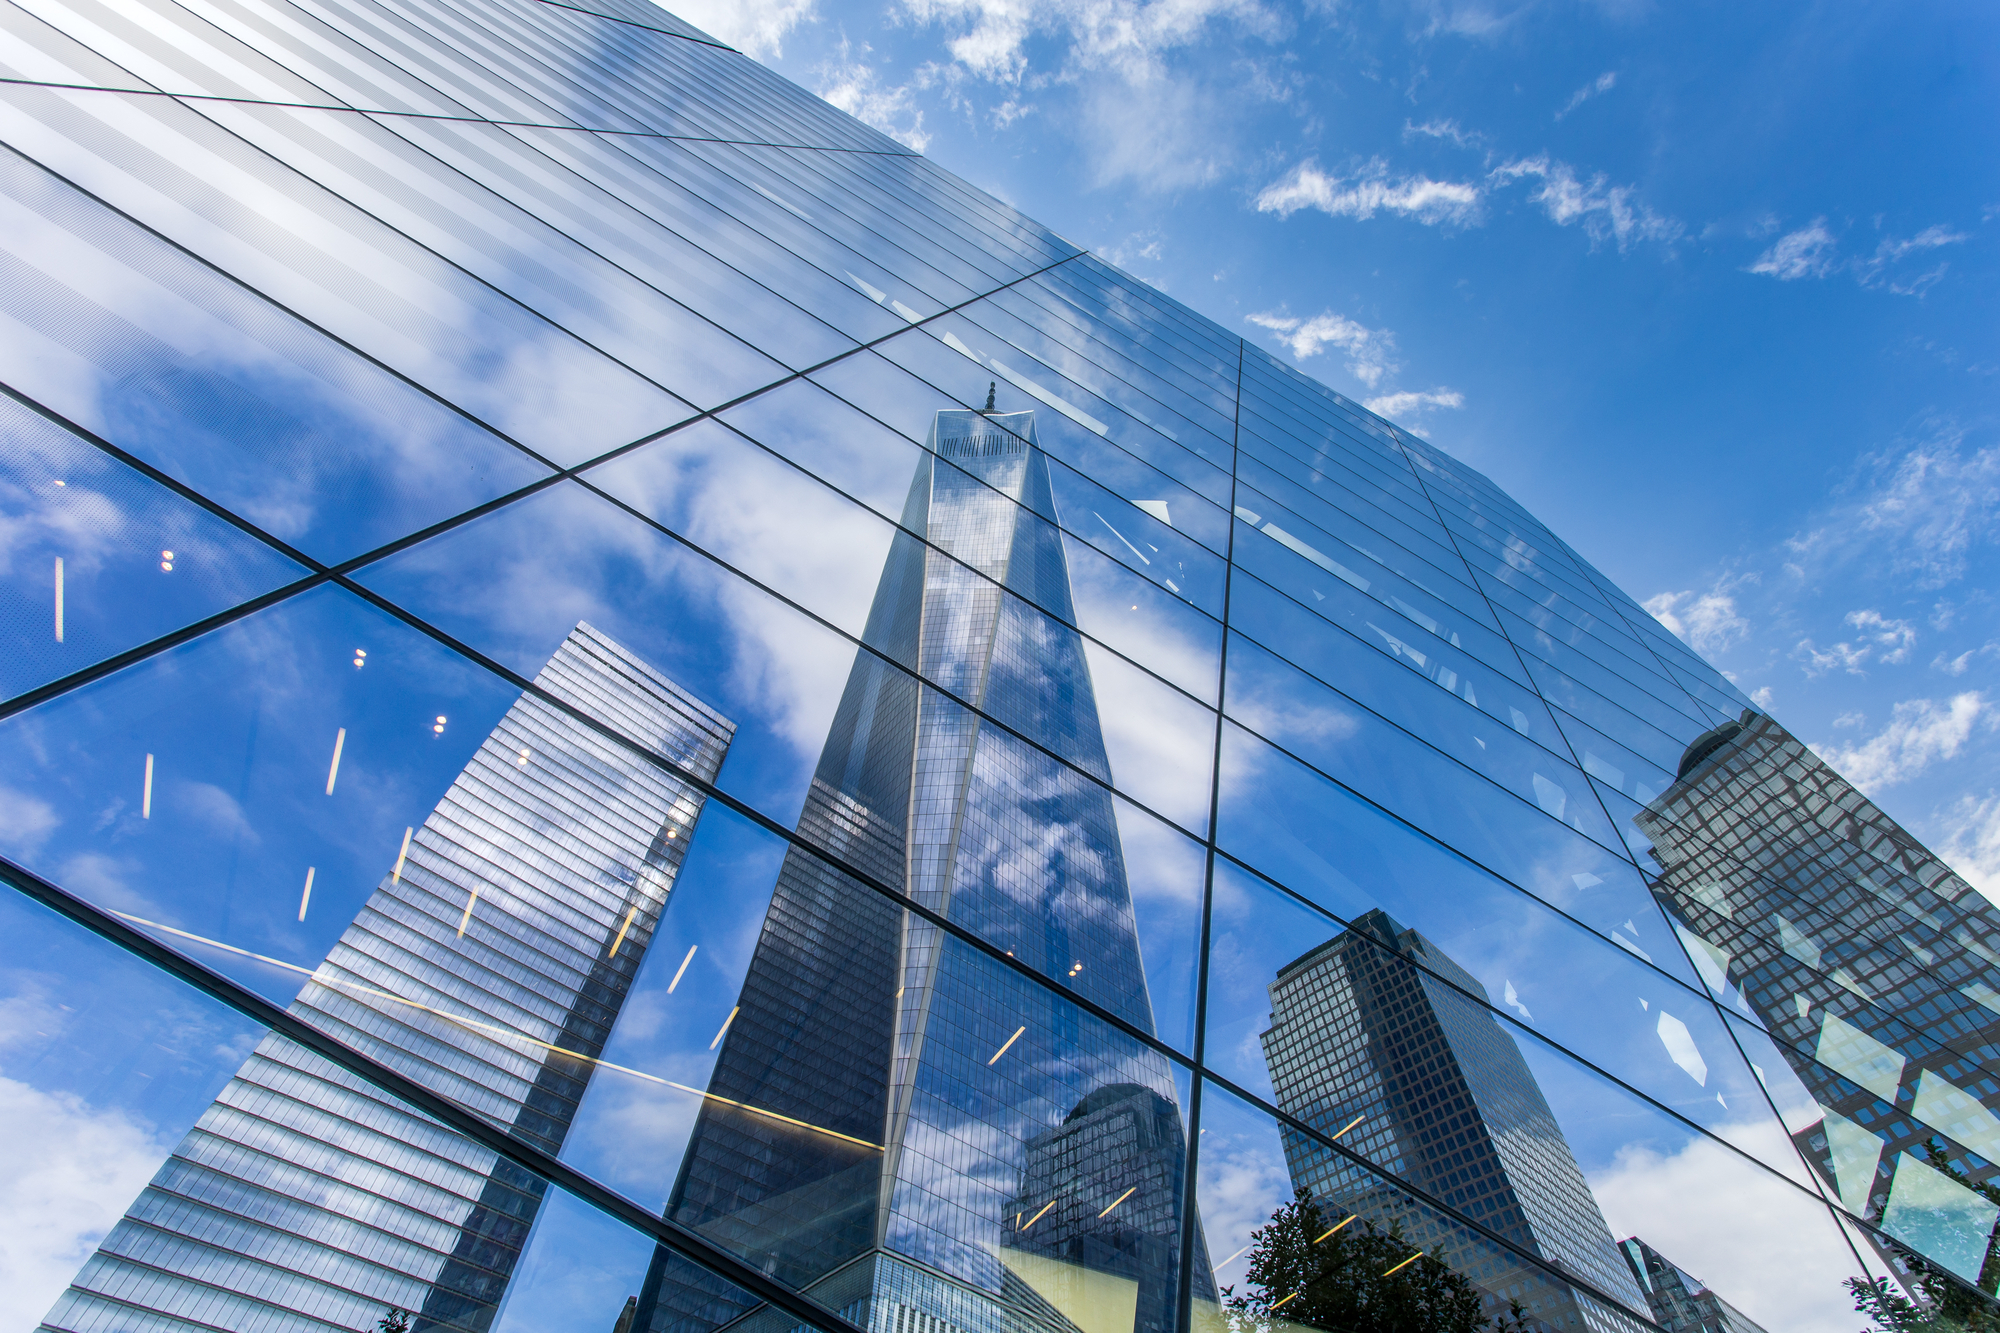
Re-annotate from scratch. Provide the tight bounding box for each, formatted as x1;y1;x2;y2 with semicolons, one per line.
1330;1114;1366;1139
325;728;346;795
1381;1253;1420;1277
1022;1199;1057;1230
609;903;640;959
667;944;696;992
988;1025;1026;1065
709;1006;738;1050
108;911;882;1150
1217;1245;1252;1268
297;867;315;922
142;753;153;819
457;890;478;939
1269;1293;1300;1312
392;827;412;884
1097;1187;1136;1218
1314;1214;1357;1244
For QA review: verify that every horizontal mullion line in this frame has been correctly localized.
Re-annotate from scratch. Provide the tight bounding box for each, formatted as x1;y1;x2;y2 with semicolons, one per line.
0;76;920;154
0;854;869;1333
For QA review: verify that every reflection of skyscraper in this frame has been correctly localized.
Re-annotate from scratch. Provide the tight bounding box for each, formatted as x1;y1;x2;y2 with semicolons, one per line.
1617;1236;1769;1333
1260;910;1647;1332
1637;711;2000;1287
639;410;1204;1333
41;624;733;1333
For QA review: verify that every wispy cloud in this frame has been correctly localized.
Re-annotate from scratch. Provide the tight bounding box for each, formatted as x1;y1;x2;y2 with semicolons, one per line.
1787;423;2000;589
1556;70;1616;120
1644;583;1752;657
900;0;1273;84
1362;388;1465;430
1750;218;1966;294
1255;158;1482;227
1810;691;1986;792
816;40;932;150
664;0;816;57
1245;309;1398;386
1939;791;2000;899
1491;155;1682;251
1401;118;1485;149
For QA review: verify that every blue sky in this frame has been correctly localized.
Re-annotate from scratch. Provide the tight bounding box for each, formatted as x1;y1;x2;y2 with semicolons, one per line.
677;0;2000;893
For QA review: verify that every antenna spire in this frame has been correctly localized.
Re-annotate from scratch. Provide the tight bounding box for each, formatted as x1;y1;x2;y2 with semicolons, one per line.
983;382;996;413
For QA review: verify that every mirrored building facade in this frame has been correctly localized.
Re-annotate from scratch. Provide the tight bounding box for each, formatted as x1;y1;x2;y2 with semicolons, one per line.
0;2;1994;1332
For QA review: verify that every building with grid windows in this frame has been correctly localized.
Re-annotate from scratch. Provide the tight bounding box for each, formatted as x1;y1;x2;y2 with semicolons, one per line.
1640;712;2000;1287
2;2;1996;1332
37;625;732;1333
1260;911;1646;1331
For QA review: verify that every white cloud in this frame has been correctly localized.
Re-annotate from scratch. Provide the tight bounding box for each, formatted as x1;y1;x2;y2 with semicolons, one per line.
1749;685;1775;708
1589;1119;1869;1333
1749;219;1966;292
1643;585;1751;657
1255;159;1483;228
815;41;932;150
1401;118;1484;149
0;1074;171;1330
1245;309;1399;387
900;0;1273;85
655;0;815;57
1843;609;1917;664
1748;218;1839;280
1491;155;1681;251
1811;691;1986;792
1362;388;1465;427
1938;792;2000;898
1556;70;1616;120
0;786;58;859
1793;638;1872;678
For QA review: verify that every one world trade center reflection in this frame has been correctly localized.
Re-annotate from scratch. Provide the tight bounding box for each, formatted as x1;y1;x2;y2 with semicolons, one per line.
639;407;1209;1333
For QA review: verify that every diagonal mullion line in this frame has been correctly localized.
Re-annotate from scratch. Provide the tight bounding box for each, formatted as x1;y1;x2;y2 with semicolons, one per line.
528;0;736;50
0;854;872;1333
0;247;1085;723
0;75;923;154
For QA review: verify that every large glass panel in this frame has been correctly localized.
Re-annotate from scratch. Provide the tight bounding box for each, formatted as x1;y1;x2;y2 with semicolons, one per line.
0;395;308;702
0;82;696;463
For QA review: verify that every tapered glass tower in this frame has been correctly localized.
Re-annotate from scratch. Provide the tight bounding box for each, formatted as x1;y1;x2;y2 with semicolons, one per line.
641;409;1204;1333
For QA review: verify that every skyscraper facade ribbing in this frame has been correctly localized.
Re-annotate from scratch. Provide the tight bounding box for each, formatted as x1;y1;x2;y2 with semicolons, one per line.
38;625;732;1333
0;4;1989;1332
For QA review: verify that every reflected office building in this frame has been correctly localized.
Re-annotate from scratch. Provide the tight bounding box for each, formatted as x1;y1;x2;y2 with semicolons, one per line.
1260;910;1648;1332
40;625;734;1333
1639;711;2000;1287
638;409;1208;1333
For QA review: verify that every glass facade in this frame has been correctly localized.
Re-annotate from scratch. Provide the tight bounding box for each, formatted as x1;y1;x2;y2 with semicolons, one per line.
0;2;1991;1331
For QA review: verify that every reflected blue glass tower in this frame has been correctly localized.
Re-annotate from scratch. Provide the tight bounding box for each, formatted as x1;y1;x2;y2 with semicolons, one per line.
641;409;1205;1333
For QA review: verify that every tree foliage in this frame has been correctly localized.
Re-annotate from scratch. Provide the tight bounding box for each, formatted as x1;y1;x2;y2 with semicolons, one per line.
1222;1189;1488;1333
374;1309;413;1333
1849;1142;2000;1333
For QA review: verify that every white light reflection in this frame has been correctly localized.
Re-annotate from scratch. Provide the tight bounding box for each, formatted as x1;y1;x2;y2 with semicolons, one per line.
709;1005;739;1050
324;728;346;796
432;715;447;737
391;826;412;883
667;945;697;992
53;557;64;643
353;647;367;670
160;549;173;572
141;753;153;819
297;866;315;921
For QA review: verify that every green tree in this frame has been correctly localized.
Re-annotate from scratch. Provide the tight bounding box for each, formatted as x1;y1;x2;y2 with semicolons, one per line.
1848;1141;2000;1333
374;1309;413;1333
1222;1189;1487;1333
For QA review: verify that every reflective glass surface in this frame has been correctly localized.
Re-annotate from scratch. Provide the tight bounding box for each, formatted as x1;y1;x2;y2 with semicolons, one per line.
1;1;1963;1329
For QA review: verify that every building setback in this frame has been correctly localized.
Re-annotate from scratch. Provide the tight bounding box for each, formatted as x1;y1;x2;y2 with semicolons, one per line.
1617;1237;1768;1333
40;625;733;1333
